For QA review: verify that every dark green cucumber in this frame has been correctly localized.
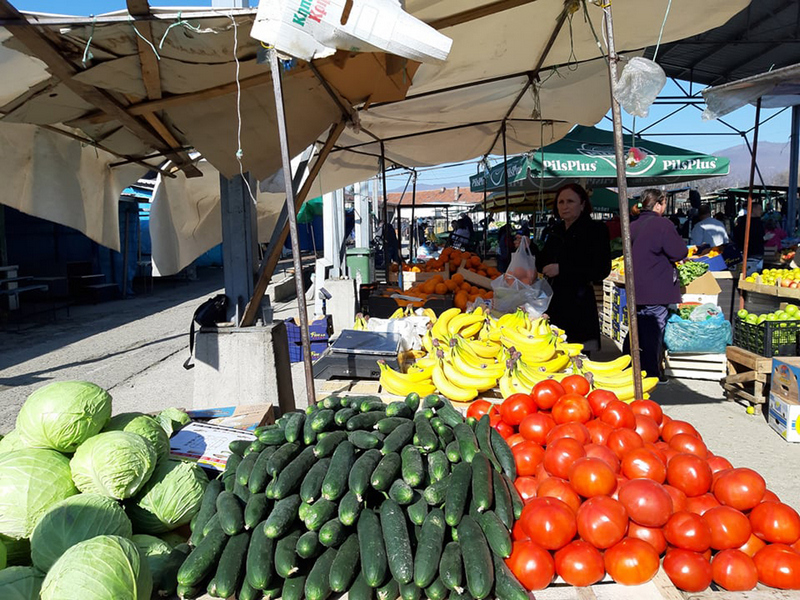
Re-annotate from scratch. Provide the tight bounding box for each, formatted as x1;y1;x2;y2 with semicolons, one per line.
304;546;337;600
319;518;347;547
234;480;252;504
471;452;494;512
414;413;439;453
434;422;455;445
478;510;512;558
201;513;220;537
445;440;461;463
502;473;524;519
296;530;321;559
401;445;425;487
386;401;414;418
348;430;382;449
300;457;331;503
371;452;402;491
330;533;361;592
445;461;472;527
274;529;303;578
248;446;278;493
436;404;464;428
346;411;387;431
176;582;205;599
420;408;435;420
347;572;374;600
245;521;275;590
264;494;301;538
404;391;421;412
338;489;362;526
407;494;429;526
303;498;337;531
380;499;414;584
273;446;317;499
439;541;464;593
310;408;336;432
377;578;399;600
262;584;282;600
492;552;529;600
476;414;502;472
177;525;227;586
216;490;245;535
238;579;262;600
322;395;341;409
424;576;448;600
388;479;415;505
191;478;222;544
213;531;249;598
283;411;306;443
321;441;356;501
427;450;450;483
246;441;266;455
399;580;421;600
376;417;412;435
223;452;242;478
423;393;443;409
264;477;278;499
491;427;517;479
236;451;260;486
229;439;252;455
281;574;307;600
257;428;286;446
382;421;415;455
244;493;270;530
360;398;385;413
303;414;318;445
349;449;383;499
457;515;494;599
358;509;388;587
413;507;446;588
334;407;358;427
298;500;312;521
423;474;451;505
454;423;479;463
313;430;348;458
493;472;514;530
265;442;301;477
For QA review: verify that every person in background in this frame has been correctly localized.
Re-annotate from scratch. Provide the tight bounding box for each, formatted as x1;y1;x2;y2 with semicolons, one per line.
537;183;611;355
764;218;788;250
497;222;516;272
733;203;765;276
690;204;729;247
605;213;622;239
623;189;688;382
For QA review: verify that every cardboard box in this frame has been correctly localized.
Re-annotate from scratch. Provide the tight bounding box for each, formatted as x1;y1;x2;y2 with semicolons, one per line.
771;358;800;402
186;404;275;432
169;422;257;471
682;271;722;296
768;392;800;443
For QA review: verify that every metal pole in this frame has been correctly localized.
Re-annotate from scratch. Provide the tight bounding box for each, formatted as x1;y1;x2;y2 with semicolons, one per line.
269;48;316;406
502;123;510;227
602;3;643;399
787;106;800;236
739;98;762;311
380;142;390;281
396;203;403;289
410;171;417;261
482;161;488;258
121;206;130;299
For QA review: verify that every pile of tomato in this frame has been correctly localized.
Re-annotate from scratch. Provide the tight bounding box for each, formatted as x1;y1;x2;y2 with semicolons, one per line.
466;374;800;592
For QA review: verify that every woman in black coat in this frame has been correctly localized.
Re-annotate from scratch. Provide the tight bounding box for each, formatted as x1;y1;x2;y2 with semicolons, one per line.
537;184;611;353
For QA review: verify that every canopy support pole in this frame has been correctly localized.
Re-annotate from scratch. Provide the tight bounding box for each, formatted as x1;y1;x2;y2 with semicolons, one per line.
788;106;800;236
482;161;489;258
602;2;643;399
739;98;763;311
380;142;391;281
502;122;511;227
269;48;316;407
410;171;418;261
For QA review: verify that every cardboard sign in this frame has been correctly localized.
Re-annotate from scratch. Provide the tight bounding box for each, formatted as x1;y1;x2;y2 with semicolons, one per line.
169;422;257;471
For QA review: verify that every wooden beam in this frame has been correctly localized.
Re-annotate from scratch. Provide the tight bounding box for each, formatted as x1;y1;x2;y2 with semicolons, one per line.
239;120;346;327
426;0;538;30
127;0;162;101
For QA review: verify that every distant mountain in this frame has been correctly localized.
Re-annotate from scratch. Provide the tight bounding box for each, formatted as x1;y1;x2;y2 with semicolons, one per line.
695;141;797;192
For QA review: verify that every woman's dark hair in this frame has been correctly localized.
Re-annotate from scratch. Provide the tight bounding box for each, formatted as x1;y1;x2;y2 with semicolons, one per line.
631;188;665;217
554;183;592;218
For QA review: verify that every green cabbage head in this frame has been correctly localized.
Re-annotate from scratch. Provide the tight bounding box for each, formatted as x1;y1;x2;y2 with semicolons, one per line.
40;535;152;600
131;535;188;598
0;536;5;569
0;449;78;540
127;460;208;533
31;493;133;572
0;430;25;453
70;431;156;500
103;413;170;462
0;566;45;600
16;381;112;453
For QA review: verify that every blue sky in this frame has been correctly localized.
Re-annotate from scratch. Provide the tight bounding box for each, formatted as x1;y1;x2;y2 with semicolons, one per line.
13;0;793;189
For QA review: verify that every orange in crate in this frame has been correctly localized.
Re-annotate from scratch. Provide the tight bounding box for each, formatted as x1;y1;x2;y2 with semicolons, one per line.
435;283;447;295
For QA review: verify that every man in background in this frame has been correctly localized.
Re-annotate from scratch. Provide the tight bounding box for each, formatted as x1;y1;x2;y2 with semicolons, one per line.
691;204;729;247
733;203;765;276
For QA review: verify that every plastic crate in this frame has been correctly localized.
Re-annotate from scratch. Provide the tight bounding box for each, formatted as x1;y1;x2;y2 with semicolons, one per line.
288;341;328;363
733;315;800;357
285;315;333;344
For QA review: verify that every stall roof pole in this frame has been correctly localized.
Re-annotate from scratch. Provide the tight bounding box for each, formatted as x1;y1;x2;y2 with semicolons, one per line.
739;98;763;311
787;106;800;236
603;2;642;400
502;123;510;227
482;161;488;258
410;172;418;261
380;142;391;280
269;48;316;407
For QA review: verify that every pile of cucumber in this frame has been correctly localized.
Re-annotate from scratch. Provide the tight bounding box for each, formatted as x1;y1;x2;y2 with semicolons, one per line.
176;392;529;600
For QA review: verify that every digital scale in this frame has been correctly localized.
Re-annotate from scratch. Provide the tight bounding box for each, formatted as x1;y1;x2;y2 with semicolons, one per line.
312;329;403;380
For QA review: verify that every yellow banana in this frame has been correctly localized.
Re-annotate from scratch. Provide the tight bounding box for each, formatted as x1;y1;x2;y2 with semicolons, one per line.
460;320;484;339
432;307;460;340
413;355;438;369
590;370;649;389
555;341;584;357
453;342;503;373
421;333;434;354
450;348;504;379
502;334;557;362
462;338;502;359
498;372;517;399
379;363;435;396
432;362;478;403
442;360;497;392
448;312;484;337
581;355;632;373
520;351;571;374
611;376;659;402
422;308;437;324
378;361;433;387
390;307;405;319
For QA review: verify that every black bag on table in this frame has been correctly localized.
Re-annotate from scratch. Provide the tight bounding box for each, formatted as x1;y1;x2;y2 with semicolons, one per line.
183;294;229;369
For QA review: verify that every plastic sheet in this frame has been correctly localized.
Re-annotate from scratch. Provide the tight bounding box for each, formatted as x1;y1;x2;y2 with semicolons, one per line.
614;57;666;118
664;312;731;354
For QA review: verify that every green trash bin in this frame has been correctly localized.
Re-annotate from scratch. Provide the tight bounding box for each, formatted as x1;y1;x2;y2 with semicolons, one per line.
346;248;374;286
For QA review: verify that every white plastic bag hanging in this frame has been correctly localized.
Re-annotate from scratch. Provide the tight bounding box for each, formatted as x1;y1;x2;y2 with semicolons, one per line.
613;57;666;118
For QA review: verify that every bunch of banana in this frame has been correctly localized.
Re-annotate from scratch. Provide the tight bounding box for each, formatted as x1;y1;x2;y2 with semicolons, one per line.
353;314;368;331
500;323;558;363
586;366;659;402
432;357;480;403
378;360;435;397
389;307;406;319
487;308;530;342
430;306;461;341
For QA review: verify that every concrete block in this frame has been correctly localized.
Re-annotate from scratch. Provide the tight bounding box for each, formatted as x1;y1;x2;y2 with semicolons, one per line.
323;277;357;334
193;321;295;416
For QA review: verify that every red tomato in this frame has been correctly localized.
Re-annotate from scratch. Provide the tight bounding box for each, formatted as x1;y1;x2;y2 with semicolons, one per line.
661;419;699;442
499;393;534;426
506;433;527;448
568;457;617;498
520;497;577;550
664;511;712;552
490;413;515;438
585;419;614;445
763;489;781;503
604;537;660;585
606;428;644;460
561;374;590;396
669;433;709;459
738;532;767;558
634;415;660;444
552;393;593;424
554;540;605;586
628;522;667;555
753;544;800;589
666;454;712;498
466;399;499;421
664;485;688;512
545;422;591;445
515;476;538;501
537;477;582;514
587;389;618;417
543;437;586;479
506;540;555;590
663;548;713;592
618;479;673;528
703;506;752;550
576;495;629;549
600;400;636;429
630;399;663;424
644;442;668;464
519;412;555;445
706;454;733;474
712;549;758;591
686;493;721;516
512;518;529;541
584;443;620;473
714;468;766;511
660;413;673;430
513;441;545;477
620;448;666;483
750;501;800;544
531;379;565;410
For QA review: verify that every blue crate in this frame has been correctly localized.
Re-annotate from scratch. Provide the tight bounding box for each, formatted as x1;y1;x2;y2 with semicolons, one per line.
288;341;329;363
285;315;333;344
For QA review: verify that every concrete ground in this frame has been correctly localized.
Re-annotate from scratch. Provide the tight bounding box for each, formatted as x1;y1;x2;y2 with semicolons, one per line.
1;269;798;512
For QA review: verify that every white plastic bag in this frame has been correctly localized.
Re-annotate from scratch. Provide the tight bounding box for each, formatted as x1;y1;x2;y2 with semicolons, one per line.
492;238;552;318
506;237;537;285
613;57;666;118
366;315;429;350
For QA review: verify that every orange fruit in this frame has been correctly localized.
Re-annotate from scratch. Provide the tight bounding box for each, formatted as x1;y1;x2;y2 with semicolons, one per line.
460;282;471;292
454;291;468;310
422;280;436;294
470;285;480;295
478;270;488;278
434;283;447;295
445;280;457;292
469;255;481;267
452;273;464;285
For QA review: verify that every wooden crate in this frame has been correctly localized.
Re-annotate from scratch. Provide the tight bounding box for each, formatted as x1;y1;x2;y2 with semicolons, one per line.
389;268;448;290
664;352;727;381
723;345;774;407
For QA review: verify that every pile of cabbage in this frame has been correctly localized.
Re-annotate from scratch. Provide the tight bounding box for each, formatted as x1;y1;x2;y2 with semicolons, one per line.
0;381;203;600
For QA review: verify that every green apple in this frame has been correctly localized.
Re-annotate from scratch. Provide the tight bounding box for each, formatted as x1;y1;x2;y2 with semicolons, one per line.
747;314;760;324
786;304;800;316
766;313;779;321
738;309;749;319
757;314;768;324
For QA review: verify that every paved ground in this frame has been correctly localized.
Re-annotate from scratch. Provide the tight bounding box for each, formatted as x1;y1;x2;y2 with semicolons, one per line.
1;270;798;511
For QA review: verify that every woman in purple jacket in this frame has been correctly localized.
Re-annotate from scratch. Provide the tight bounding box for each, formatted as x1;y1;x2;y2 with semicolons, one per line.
625;189;688;381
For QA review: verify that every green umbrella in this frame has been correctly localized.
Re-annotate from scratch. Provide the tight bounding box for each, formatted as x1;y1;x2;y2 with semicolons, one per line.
297;197;323;224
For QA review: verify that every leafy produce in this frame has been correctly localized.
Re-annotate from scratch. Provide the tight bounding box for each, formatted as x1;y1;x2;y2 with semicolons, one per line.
0;566;45;600
154;407;191;437
70;431;157;500
132;535;190;598
0;537;5;570
15;381;112;453
0;430;25;453
104;413;171;462
31;493;133;571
